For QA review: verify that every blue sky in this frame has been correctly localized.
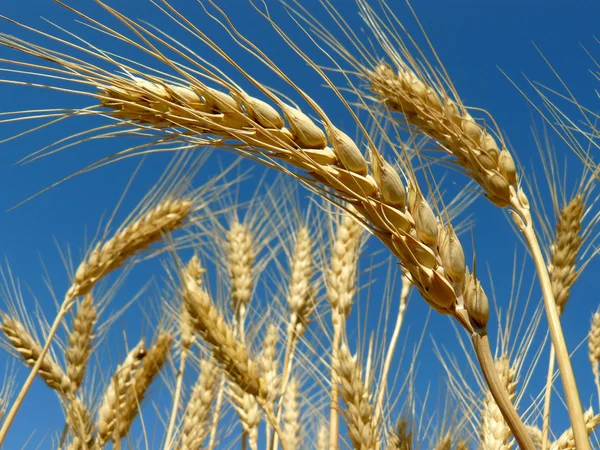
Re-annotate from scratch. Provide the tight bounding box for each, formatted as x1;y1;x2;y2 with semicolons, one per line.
0;0;599;448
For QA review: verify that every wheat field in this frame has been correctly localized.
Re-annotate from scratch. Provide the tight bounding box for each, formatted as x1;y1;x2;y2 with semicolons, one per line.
0;1;598;449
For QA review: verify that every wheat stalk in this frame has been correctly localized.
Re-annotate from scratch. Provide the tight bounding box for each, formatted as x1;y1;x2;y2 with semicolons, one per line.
357;6;586;442
480;356;517;450
181;359;219;450
542;194;585;448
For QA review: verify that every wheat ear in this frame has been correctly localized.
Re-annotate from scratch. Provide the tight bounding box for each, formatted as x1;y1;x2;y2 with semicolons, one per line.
180;359;219;450
229;383;261;450
550;408;600;450
335;343;378;450
274;225;315;450
0;313;72;395
66;294;97;393
181;256;287;449
589;310;600;410
0;198;191;445
260;324;280;447
96;340;146;447
542;194;585;448
115;331;171;442
228;220;255;334
282;377;300;450
65;396;95;450
6;35;530;446
366;49;587;449
480;356;517;450
327;213;362;450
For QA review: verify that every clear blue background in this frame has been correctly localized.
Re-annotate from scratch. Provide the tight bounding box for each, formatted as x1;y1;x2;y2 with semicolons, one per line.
0;0;599;448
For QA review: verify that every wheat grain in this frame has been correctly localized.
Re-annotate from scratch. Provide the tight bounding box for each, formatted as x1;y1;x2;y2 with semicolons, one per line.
66;294;96;393
96;340;146;446
181;359;219;450
0;313;72;395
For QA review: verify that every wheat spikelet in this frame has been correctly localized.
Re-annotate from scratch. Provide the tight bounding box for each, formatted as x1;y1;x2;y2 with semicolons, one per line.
0;313;72;395
227;220;255;315
550;408;600;450
180;359;218;450
335;343;378;450
480;355;517;450
69;198;192;300
282;377;300;450
548;195;585;313
96;340;146;446
182;256;261;397
66;294;96;392
229;383;261;450
115;331;171;439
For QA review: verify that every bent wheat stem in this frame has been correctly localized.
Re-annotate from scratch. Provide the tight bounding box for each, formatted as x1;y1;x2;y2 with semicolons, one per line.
471;333;535;450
